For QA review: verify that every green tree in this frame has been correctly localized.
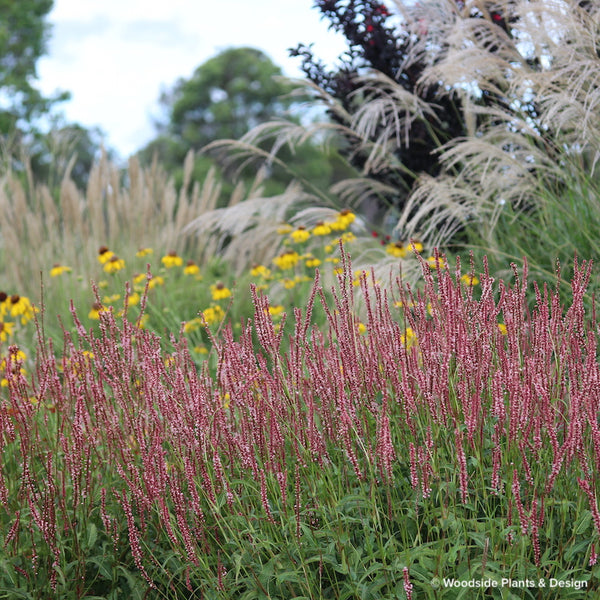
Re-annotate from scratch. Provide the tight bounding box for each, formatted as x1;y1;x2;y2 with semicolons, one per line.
28;122;109;190
166;46;294;151
139;47;345;203
0;0;69;138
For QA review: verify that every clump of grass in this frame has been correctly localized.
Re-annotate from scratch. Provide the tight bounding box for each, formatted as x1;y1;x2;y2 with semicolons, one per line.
1;247;600;597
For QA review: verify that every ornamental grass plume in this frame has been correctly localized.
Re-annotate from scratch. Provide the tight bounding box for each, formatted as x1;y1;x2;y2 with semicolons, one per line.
2;248;600;595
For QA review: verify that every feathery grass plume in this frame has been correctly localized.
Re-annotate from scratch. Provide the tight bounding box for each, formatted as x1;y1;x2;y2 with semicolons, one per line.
201;69;436;227
183;181;321;274
402;0;600;289
0;149;224;296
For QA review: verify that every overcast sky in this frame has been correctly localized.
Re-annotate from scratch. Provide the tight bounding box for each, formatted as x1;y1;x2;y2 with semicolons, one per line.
36;0;350;160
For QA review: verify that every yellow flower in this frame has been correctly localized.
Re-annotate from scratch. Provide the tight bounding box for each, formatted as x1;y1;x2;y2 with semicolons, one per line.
133;273;147;285
97;246;114;264
104;256;125;273
161;251;183;268
148;276;165;289
50;264;72;277
88;302;107;320
268;305;284;317
194;345;209;355
9;295;35;325
461;273;480;286
408;240;423;253
222;393;231;410
498;323;508;335
339;231;356;243
386;242;408;258
126;292;140;307
201;305;225;325
184;318;203;333
272;251;300;270
211;282;232;301
401;327;416;348
312;221;331;236
136;314;149;329
352;270;364;287
290;226;311;243
1;362;26;387
277;224;293;235
283;278;296;289
356;322;366;335
0;292;8;319
324;244;334;254
426;256;446;269
184;260;200;276
136;247;153;257
305;257;322;268
250;264;271;278
102;294;121;304
0;321;14;342
332;209;356;231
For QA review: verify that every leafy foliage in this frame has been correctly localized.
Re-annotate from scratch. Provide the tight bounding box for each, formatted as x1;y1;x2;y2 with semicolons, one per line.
0;0;68;134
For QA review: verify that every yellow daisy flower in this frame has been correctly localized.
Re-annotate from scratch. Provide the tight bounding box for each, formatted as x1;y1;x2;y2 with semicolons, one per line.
201;305;225;325
88;302;108;320
9;295;35;325
211;282;232;301
184;260;200;276
97;246;114;264
401;327;416;348
148;276;165;289
250;264;271;278
290;226;310;243
426;256;446;269
104;255;125;273
126;292;140;307
50;264;72;277
0;321;14;342
461;273;480;286
272;251;300;270
332;208;356;231
161;251;183;268
312;221;331;236
386;242;408;258
268;305;284;317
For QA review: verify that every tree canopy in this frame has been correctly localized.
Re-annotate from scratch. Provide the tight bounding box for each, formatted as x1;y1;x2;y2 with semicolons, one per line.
0;0;68;137
141;45;297;172
138;47;341;203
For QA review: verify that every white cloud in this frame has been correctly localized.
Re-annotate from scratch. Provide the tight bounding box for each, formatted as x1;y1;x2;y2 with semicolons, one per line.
37;0;350;159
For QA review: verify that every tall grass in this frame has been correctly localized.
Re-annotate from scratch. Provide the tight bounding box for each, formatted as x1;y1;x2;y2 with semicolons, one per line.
0;150;218;294
201;1;600;300
2;247;600;597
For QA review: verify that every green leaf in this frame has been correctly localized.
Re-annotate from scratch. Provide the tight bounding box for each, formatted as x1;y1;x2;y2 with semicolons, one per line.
87;522;98;549
574;510;592;535
117;566;147;600
87;556;113;581
275;571;303;585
